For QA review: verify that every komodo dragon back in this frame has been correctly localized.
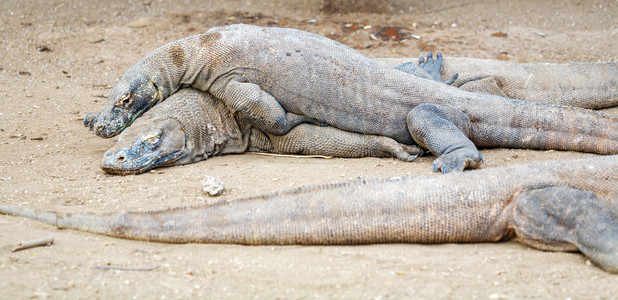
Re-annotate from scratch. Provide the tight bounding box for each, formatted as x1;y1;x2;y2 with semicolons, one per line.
1;155;617;273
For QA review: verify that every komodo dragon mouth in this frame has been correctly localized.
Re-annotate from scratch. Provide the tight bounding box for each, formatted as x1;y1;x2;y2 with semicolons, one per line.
101;146;184;175
92;108;141;138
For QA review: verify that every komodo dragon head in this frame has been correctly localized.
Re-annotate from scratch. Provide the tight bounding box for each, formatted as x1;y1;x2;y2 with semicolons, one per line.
84;74;162;138
100;114;187;175
100;88;243;175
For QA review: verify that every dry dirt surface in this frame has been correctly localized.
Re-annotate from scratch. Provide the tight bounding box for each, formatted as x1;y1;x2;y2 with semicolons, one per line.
1;0;617;298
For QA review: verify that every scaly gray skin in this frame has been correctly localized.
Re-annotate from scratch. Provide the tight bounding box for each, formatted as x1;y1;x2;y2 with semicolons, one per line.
386;55;618;109
2;155;617;273
101;88;422;175
84;24;618;173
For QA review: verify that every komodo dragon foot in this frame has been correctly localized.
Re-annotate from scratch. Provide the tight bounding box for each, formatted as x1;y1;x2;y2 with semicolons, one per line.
432;150;484;173
407;103;485;174
419;51;459;85
393;51;458;85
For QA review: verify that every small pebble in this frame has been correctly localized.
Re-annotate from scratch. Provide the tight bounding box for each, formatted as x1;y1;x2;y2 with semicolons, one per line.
201;176;225;196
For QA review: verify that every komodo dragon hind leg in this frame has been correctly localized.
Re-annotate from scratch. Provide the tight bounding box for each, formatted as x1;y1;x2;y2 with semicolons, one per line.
394;53;507;98
394;60;508;98
510;186;618;273
406;103;483;173
422;54;508;97
454;76;509;98
393;62;434;81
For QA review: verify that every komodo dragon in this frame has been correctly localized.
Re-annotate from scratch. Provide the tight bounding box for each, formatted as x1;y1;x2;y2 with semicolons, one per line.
2;155;617;273
102;88;422;174
83;24;618;173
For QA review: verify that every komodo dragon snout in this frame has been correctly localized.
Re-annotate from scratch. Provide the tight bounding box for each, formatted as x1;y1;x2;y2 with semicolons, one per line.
101;118;186;175
84;74;161;138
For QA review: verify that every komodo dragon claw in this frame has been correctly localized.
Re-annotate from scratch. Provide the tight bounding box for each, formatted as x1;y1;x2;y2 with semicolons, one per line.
83;112;97;129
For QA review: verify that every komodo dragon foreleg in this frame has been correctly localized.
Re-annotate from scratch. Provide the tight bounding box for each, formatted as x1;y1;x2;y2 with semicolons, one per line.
208;77;324;135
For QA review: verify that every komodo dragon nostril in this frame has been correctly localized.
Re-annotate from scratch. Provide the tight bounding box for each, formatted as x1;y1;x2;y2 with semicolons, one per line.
117;156;125;161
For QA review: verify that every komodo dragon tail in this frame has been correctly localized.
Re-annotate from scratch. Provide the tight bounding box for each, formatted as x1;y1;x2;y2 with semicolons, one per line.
382;57;618;109
442;59;618;109
461;97;618;155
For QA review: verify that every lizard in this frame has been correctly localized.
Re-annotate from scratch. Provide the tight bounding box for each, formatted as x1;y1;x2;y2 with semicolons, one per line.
101;88;423;175
82;24;618;173
2;155;617;273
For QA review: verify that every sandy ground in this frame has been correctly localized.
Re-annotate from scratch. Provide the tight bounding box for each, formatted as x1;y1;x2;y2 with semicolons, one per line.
0;0;617;298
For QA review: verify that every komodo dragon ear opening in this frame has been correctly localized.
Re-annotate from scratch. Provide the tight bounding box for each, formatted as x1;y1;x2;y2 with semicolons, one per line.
101;119;186;175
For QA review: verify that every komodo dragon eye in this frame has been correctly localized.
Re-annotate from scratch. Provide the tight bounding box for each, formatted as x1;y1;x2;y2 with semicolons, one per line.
145;136;160;147
115;93;133;107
